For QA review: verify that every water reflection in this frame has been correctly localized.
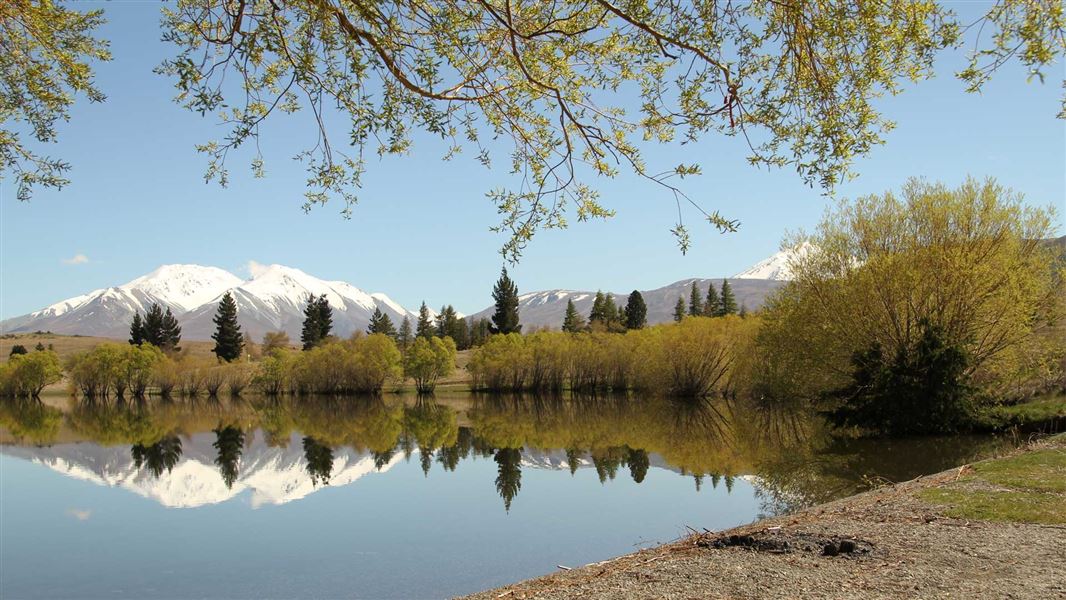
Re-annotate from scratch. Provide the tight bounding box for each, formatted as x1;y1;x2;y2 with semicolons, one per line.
0;394;1015;513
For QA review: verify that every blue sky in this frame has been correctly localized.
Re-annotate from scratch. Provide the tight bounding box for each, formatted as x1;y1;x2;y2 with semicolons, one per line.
1;3;1064;318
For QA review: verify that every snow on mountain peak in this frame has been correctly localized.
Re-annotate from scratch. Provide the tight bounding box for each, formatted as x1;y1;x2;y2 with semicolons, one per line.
733;242;814;281
121;264;243;311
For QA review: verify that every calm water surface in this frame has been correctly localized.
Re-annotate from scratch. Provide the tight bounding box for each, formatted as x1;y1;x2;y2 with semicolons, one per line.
0;395;1013;599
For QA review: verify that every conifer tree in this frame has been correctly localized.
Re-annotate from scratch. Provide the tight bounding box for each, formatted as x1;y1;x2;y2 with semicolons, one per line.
738;303;749;318
144;303;166;345
623;290;647;329
9;345;27;357
367;307;397;337
488;268;521;335
603;294;620;325
301;294;322;350
129;313;145;345
416;302;434;338
315;295;333;339
398;316;414;352
673;296;686;322
703;281;720;316
159;307;182;352
719;279;738;316
436;305;462;341
562;298;585;332
588;291;607;325
211;292;243;362
34;342;46;352
453;317;470;350
688;282;703;316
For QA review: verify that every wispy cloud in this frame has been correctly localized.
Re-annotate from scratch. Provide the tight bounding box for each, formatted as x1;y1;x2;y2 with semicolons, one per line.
246;260;269;278
65;508;92;521
62;253;90;265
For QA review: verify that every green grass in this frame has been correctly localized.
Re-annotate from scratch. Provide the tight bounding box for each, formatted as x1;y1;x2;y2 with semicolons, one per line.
919;438;1066;525
975;394;1066;430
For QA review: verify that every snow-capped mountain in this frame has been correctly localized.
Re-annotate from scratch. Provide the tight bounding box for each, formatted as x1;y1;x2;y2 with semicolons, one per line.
178;264;417;340
469;278;784;329
1;431;401;508
1;264;418;341
732;242;813;281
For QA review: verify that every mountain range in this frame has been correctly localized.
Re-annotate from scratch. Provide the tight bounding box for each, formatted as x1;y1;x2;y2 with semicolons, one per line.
1;247;801;340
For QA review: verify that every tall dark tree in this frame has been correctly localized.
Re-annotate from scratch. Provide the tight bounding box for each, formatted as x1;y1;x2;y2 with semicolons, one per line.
213;424;245;489
129;313;145;345
416;302;434;339
467;318;491;347
367;307;397;337
738;303;749;318
453;317;470;350
602;294;620;325
494;447;522;512
397;316;414;352
143;303;166;346
622;290;647;329
315;295;333;339
211;292;243;362
436;305;462;341
301;294;322;349
159;307;182;351
703;281;720;316
719;279;738;316
489;268;521;335
688;282;703;316
562;298;585;332
588;291;608;324
9;345;27;356
673;296;686;322
34;342;46;352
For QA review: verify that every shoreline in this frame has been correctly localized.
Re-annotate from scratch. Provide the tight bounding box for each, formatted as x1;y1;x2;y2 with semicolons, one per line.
463;435;1066;599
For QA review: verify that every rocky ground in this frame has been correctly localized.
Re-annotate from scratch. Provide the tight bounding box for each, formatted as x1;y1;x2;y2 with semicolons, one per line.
464;436;1066;599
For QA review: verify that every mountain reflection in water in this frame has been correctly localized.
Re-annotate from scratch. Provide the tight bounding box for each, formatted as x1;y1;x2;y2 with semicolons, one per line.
0;394;1012;515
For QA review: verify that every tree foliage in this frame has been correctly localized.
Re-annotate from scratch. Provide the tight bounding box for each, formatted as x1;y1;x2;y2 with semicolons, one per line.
212;292;244;362
562;298;585;333
757;177;1064;407
489;268;521;334
404;336;457;393
623;290;647;330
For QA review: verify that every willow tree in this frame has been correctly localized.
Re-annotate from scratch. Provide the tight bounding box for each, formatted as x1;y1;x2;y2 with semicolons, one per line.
757;177;1063;402
4;1;1065;256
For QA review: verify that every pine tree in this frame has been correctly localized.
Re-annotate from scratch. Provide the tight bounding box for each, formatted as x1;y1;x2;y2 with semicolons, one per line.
719;279;738;316
488;268;521;334
367;307;397;337
315;295;333;339
453;317;470;350
397;316;414;352
416;302;434;338
436;305;461;340
588;291;607;325
623;290;647;329
703;281;720;316
673;296;686;322
34;342;46;352
129;312;145;345
688;282;703;316
301;294;322;350
211;292;243;362
143;303;166;346
738;303;749;318
562;298;585;332
9;345;27;356
160;307;182;352
603;294;620;325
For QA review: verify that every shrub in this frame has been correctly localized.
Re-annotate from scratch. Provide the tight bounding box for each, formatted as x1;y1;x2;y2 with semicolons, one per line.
404;336;457;393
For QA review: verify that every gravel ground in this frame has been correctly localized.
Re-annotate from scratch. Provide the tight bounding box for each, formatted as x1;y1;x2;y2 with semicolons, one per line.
463;452;1066;599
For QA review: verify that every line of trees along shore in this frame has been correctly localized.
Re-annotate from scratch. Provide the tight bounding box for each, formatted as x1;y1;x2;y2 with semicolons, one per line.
4;179;1062;439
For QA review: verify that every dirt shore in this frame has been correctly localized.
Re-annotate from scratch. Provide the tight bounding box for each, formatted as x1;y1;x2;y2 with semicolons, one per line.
464;437;1066;599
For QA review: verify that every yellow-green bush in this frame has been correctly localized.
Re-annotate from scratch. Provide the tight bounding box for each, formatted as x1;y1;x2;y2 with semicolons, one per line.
468;318;759;396
286;335;402;394
404;336;457;393
0;350;63;398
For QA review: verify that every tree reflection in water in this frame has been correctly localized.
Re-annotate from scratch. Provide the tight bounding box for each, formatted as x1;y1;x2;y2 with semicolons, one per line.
3;393;1015;514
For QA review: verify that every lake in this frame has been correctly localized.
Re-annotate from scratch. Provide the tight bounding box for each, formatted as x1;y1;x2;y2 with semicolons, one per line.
0;394;1013;599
